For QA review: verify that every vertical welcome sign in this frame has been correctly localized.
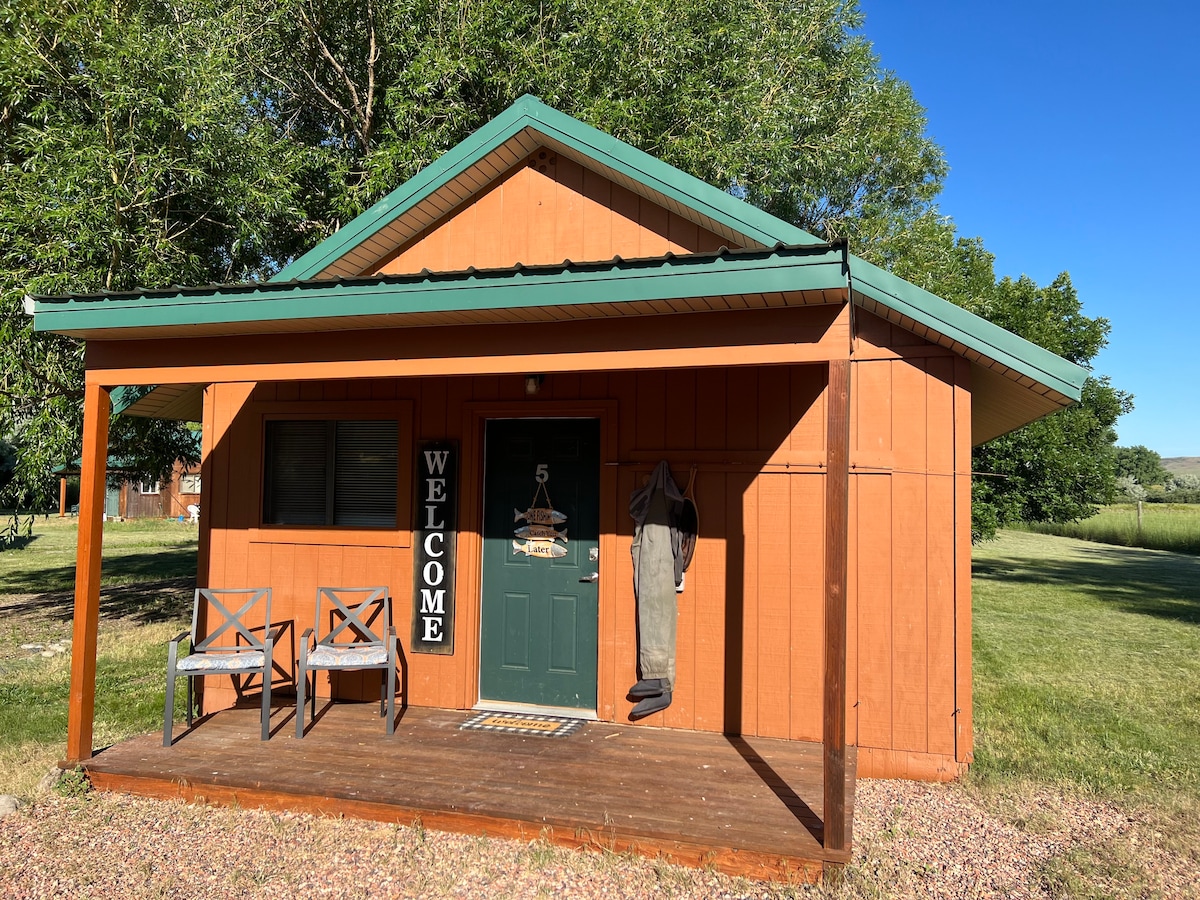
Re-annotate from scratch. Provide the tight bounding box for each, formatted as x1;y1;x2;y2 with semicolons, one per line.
412;441;457;654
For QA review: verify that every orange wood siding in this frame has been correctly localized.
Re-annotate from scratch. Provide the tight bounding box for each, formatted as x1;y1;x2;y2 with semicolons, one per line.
195;316;971;780
849;312;971;780
86;305;850;388
374;154;734;275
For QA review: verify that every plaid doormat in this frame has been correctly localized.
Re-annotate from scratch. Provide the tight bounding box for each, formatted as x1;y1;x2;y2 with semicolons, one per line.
460;710;586;738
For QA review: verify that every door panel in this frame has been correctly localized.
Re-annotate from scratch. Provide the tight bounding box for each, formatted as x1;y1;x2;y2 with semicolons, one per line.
501;592;531;669
480;419;600;709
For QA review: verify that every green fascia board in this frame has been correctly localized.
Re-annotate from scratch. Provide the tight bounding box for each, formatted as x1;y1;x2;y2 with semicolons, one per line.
271;95;818;283
32;247;847;334
850;255;1088;401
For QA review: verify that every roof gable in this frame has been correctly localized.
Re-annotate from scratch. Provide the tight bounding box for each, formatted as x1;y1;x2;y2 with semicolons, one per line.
373;150;735;276
271;95;820;282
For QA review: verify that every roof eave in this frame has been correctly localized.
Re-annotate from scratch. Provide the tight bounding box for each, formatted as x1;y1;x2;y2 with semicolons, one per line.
850;256;1088;403
29;246;850;338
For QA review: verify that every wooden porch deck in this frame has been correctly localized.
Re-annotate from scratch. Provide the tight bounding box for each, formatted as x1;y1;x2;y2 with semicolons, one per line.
83;704;856;883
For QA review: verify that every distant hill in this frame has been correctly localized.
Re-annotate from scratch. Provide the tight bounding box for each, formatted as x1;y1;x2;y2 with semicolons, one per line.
1162;457;1200;475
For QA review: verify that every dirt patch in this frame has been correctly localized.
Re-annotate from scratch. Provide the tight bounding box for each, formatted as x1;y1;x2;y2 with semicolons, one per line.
1;778;1193;899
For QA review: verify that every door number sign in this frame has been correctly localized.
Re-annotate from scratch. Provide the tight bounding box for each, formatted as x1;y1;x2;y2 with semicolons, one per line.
513;465;568;558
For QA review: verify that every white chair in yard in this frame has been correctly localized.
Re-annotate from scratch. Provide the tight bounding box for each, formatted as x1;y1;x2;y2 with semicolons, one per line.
164;587;277;746
186;503;200;524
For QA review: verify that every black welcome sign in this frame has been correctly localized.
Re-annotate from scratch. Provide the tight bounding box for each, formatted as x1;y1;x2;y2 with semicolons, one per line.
412;441;457;654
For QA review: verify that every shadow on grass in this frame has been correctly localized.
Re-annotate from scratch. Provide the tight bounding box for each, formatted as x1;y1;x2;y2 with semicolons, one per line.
974;542;1200;625
0;548;197;596
1;575;195;626
0;534;41;552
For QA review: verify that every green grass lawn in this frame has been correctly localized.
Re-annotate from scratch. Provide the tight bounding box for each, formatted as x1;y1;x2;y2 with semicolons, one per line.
969;529;1200;892
2;518;1199;892
971;529;1200;824
1020;502;1200;555
0;516;195;795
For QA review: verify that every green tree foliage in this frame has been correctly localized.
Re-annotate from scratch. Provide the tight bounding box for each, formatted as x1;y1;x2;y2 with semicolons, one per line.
1;0;1128;533
0;0;311;505
3;0;947;506
234;0;946;247
1113;445;1170;488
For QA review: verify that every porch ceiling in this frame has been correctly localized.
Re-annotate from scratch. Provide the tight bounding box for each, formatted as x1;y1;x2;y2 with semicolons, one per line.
112;383;206;421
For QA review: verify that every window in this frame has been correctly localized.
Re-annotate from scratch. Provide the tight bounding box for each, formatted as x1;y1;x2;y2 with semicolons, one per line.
139;481;160;495
263;420;398;527
179;473;202;494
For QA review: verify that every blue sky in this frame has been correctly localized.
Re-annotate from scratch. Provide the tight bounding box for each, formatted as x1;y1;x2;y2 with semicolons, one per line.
857;2;1199;457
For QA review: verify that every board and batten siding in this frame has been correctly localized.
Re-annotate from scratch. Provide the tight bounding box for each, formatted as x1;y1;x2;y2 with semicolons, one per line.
373;153;735;275
196;318;971;780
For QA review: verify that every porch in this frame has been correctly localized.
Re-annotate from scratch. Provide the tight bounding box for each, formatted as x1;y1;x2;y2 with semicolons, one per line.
83;704;856;883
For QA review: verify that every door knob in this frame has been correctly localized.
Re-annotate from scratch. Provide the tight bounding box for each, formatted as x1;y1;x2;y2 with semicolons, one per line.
579;572;599;583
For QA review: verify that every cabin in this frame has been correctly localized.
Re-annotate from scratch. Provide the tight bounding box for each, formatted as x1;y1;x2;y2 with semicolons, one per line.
55;457;201;520
26;96;1087;881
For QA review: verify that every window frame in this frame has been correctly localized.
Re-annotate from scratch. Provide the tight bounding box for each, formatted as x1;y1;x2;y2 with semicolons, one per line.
263;418;400;529
179;473;202;495
250;401;413;547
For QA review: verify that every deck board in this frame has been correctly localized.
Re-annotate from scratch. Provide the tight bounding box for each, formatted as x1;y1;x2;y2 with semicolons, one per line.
84;705;856;882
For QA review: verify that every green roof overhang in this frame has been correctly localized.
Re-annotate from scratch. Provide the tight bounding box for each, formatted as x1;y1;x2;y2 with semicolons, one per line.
850;258;1087;401
25;241;1088;413
27;245;848;339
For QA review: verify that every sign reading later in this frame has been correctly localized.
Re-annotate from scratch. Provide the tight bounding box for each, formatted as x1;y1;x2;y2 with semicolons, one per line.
412;441;457;654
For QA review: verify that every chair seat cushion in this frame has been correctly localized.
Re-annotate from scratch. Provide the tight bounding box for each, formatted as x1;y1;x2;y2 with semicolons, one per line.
177;650;265;672
307;643;389;668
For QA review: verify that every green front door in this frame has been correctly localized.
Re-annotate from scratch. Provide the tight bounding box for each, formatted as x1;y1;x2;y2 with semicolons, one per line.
480;419;600;710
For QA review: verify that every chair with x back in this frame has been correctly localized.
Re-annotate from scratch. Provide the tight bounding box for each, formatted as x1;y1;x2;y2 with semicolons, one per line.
164;587;278;746
296;586;398;737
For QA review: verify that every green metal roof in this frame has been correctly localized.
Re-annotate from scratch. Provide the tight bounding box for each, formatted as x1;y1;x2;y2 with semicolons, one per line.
29;245;848;337
849;258;1085;401
25;95;1090;420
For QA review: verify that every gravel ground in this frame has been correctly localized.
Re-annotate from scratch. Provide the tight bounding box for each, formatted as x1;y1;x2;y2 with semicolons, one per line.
0;778;1194;899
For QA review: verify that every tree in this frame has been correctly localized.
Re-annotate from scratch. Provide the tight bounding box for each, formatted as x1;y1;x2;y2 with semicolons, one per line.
233;0;947;249
4;0;1128;531
4;0;949;505
0;0;310;505
1113;446;1170;489
1167;473;1200;492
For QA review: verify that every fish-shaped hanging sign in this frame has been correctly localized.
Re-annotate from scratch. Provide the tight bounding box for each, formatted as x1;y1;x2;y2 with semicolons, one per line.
512;539;568;558
515;524;567;542
513;506;568;525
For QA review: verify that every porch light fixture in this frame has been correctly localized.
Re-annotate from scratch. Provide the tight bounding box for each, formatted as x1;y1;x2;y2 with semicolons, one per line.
524;374;544;396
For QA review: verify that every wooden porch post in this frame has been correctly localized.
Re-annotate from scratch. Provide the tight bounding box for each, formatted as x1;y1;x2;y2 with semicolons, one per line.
66;381;111;763
823;358;850;851
59;475;67;517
